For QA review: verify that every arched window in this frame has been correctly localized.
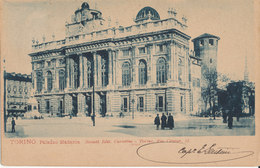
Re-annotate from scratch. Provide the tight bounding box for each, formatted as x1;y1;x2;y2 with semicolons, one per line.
122;62;131;86
59;70;65;91
156;58;166;84
139;60;147;85
87;60;92;87
47;71;52;92
36;72;43;92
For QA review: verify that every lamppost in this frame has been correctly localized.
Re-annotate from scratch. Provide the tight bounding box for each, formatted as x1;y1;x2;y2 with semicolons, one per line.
92;54;96;126
132;98;135;119
3;59;7;132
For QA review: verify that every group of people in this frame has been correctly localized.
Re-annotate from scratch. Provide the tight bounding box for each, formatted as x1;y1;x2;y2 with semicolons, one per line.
154;113;174;130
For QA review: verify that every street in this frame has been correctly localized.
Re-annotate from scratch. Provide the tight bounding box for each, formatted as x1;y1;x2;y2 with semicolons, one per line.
5;115;255;138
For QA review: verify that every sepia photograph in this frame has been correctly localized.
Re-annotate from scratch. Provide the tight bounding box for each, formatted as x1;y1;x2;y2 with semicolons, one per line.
2;0;256;138
1;0;259;166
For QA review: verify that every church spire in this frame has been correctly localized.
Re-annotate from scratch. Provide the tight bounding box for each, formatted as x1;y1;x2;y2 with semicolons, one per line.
244;55;249;82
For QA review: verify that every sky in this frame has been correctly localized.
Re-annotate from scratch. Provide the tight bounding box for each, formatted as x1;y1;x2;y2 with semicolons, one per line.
1;0;256;82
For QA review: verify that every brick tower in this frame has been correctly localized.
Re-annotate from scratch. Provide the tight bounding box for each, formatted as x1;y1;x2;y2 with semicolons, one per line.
192;33;220;113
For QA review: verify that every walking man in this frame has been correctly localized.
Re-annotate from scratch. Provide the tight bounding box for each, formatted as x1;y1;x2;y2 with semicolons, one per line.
161;113;167;130
11;117;16;133
154;114;160;130
167;113;174;129
227;112;233;129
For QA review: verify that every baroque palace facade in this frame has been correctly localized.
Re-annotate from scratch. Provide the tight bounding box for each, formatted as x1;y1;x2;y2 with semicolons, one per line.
29;2;202;117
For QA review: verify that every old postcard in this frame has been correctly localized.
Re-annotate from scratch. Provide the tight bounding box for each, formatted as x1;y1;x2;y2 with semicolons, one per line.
1;0;259;166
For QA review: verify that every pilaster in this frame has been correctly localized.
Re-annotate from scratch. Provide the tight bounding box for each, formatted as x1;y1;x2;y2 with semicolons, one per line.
108;49;113;87
174;42;179;84
97;53;101;87
92;51;98;86
70;58;74;89
151;44;156;84
79;54;83;88
131;46;136;87
65;57;70;90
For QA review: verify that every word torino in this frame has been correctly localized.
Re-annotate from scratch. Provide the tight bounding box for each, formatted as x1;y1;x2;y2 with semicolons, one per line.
10;139;36;144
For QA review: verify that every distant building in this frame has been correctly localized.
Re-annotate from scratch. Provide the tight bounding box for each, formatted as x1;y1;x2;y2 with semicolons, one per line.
4;72;32;117
244;55;249;82
189;51;202;115
29;2;202;117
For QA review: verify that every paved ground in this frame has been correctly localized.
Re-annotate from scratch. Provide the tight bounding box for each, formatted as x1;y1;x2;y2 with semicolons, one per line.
4;115;255;138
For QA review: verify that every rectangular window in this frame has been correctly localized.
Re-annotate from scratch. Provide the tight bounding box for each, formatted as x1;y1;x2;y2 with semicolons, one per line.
209;39;214;45
59;100;63;114
139;47;146;55
200;40;204;46
157;44;165;53
38;101;40;111
119;28;124;33
138;97;144;112
59;59;64;66
193;79;196;87
126;27;132;32
46;100;50;113
123;97;128;112
157;95;164;112
122;49;129;56
180;95;184;112
197;79;200;87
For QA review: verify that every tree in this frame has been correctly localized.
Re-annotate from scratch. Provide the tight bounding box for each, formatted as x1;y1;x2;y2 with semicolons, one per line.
217;72;231;90
201;68;218;119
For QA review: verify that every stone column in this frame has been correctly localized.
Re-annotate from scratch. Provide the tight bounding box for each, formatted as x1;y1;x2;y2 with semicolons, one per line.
151;44;156;84
79;54;83;88
70;58;74;89
108;49;113;87
146;45;152;86
184;47;188;86
131;46;136;87
33;71;37;91
113;50;118;86
85;57;89;88
65;57;70;89
97;53;101;87
169;42;175;83
82;56;86;88
92;51;97;86
55;69;59;91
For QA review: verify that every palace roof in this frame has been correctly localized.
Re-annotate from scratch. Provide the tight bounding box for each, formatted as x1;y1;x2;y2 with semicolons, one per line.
135;6;160;23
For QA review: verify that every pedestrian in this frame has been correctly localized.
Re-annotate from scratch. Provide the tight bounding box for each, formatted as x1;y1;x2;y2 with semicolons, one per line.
227;112;233;129
154;114;160;130
11;117;16;133
161;113;167;130
222;109;227;123
167;113;174;129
